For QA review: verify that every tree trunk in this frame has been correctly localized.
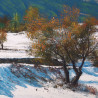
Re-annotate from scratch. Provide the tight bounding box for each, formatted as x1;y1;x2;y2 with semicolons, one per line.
71;70;82;85
1;43;3;50
65;69;70;83
63;65;70;83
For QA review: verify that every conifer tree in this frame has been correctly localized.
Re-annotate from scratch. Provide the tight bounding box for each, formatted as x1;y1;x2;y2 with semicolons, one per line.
9;13;20;32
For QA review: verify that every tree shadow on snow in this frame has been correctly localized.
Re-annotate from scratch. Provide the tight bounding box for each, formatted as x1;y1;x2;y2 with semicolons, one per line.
79;80;98;84
0;64;60;97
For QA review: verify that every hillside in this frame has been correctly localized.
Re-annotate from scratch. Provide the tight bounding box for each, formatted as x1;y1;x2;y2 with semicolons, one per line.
0;31;97;98
0;0;98;21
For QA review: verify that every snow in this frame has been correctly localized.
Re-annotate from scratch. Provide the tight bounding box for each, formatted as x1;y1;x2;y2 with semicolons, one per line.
4;31;31;50
12;85;95;98
0;32;33;58
80;67;98;89
0;63;11;67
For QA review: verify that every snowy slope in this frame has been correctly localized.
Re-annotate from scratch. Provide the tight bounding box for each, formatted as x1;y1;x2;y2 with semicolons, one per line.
0;64;98;98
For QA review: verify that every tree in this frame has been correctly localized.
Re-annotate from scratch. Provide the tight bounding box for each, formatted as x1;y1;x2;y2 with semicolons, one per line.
25;6;98;85
9;13;20;32
0;29;7;49
24;6;41;33
24;6;39;21
93;51;98;67
0;16;9;49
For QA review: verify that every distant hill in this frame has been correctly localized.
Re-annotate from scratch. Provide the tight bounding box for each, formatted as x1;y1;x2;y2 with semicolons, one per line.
0;0;98;21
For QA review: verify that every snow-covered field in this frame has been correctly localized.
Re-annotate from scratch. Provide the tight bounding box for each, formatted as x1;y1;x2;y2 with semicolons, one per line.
0;32;33;58
0;32;98;98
